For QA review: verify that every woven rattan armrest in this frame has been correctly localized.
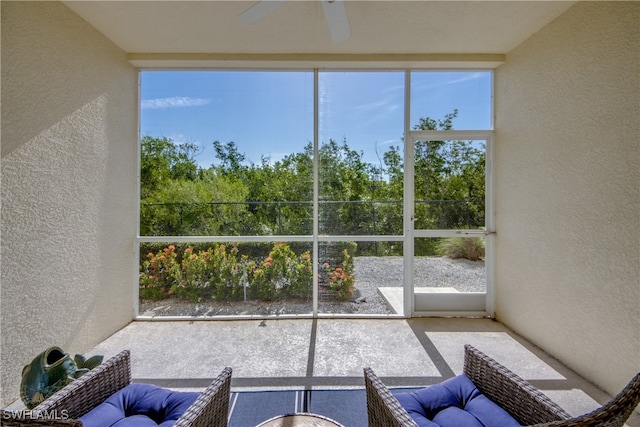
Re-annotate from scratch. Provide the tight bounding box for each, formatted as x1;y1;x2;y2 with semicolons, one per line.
33;349;132;420
530;372;640;427
363;367;418;427
0;350;130;427
364;345;639;427
463;344;572;425
364;345;573;427
174;367;233;427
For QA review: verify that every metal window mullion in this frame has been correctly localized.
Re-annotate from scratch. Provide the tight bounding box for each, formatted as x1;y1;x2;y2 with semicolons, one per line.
403;70;414;318
313;69;319;317
137;235;315;243
485;133;496;317
407;130;493;141
317;235;403;242
135;71;142;318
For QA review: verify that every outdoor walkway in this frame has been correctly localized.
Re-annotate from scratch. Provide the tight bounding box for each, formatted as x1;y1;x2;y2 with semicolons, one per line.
85;317;639;425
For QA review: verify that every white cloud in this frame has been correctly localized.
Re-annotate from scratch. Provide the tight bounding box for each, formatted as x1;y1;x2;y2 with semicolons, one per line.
141;96;210;110
412;72;485;92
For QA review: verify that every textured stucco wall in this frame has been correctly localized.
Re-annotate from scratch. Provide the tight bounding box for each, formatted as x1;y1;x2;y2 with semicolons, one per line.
1;2;138;406
494;2;639;395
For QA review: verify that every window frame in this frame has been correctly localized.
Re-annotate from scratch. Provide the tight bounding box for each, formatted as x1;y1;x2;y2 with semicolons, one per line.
135;68;495;319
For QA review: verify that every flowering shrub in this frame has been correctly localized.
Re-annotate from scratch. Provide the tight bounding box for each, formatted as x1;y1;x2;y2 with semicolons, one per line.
139;242;346;302
289;251;313;299
139;245;181;300
321;249;355;301
245;258;275;300
178;246;211;301
203;244;244;300
246;242;312;300
179;245;245;301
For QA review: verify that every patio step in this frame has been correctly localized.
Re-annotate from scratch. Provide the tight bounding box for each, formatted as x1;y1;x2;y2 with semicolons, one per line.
377;287;460;314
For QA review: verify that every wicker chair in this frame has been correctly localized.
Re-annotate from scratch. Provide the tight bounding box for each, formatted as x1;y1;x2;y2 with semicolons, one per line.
364;344;640;427
1;350;233;427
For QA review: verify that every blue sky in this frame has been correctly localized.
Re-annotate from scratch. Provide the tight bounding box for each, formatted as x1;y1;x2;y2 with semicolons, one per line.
140;71;492;168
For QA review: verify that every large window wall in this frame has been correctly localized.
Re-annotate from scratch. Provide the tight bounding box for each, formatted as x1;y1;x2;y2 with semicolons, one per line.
137;70;492;318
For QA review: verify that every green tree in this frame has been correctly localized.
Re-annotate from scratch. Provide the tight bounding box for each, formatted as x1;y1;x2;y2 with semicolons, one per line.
381;110;485;254
141;173;248;236
139;110;484;244
318;139;379;235
247;148;314;234
140;136;252;236
412;110;484;230
140;136;199;199
212;140;247;176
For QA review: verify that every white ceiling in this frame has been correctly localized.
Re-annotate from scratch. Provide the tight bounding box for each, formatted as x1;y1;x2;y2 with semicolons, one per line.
63;1;576;54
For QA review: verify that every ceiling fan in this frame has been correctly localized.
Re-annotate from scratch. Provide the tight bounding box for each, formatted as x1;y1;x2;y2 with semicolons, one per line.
239;0;351;43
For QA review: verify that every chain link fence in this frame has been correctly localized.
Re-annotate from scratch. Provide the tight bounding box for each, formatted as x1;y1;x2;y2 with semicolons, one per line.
141;199;484;238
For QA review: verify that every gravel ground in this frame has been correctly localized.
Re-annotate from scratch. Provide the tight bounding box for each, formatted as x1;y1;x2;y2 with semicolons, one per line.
139;256;485;317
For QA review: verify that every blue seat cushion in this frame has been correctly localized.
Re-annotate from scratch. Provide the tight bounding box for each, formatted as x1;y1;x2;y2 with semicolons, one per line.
394;375;521;427
79;383;200;427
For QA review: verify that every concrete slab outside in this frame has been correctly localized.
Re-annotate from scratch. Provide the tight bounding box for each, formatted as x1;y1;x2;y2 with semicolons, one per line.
377;287;460;314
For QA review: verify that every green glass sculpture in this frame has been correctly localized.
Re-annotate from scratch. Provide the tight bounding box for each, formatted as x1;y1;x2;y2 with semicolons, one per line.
20;346;103;409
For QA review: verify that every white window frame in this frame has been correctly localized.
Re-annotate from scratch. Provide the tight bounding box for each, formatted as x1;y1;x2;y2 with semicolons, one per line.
135;68;495;320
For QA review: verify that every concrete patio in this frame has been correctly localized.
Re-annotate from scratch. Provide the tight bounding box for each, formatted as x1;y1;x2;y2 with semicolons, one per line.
70;318;639;425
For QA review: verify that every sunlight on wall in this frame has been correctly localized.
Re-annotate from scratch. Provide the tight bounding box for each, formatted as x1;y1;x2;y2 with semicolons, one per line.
1;1;137;406
494;1;639;396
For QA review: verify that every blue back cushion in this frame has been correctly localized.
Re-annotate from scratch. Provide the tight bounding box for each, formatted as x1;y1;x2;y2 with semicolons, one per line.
80;383;199;427
394;375;521;427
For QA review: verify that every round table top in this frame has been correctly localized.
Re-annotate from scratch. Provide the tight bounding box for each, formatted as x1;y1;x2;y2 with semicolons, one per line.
256;413;344;427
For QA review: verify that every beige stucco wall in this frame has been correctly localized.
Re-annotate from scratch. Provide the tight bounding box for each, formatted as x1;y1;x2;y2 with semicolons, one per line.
1;1;138;406
494;1;639;395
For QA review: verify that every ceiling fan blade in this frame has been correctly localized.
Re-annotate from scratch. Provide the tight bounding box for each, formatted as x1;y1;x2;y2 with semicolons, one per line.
239;0;288;24
321;0;351;43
